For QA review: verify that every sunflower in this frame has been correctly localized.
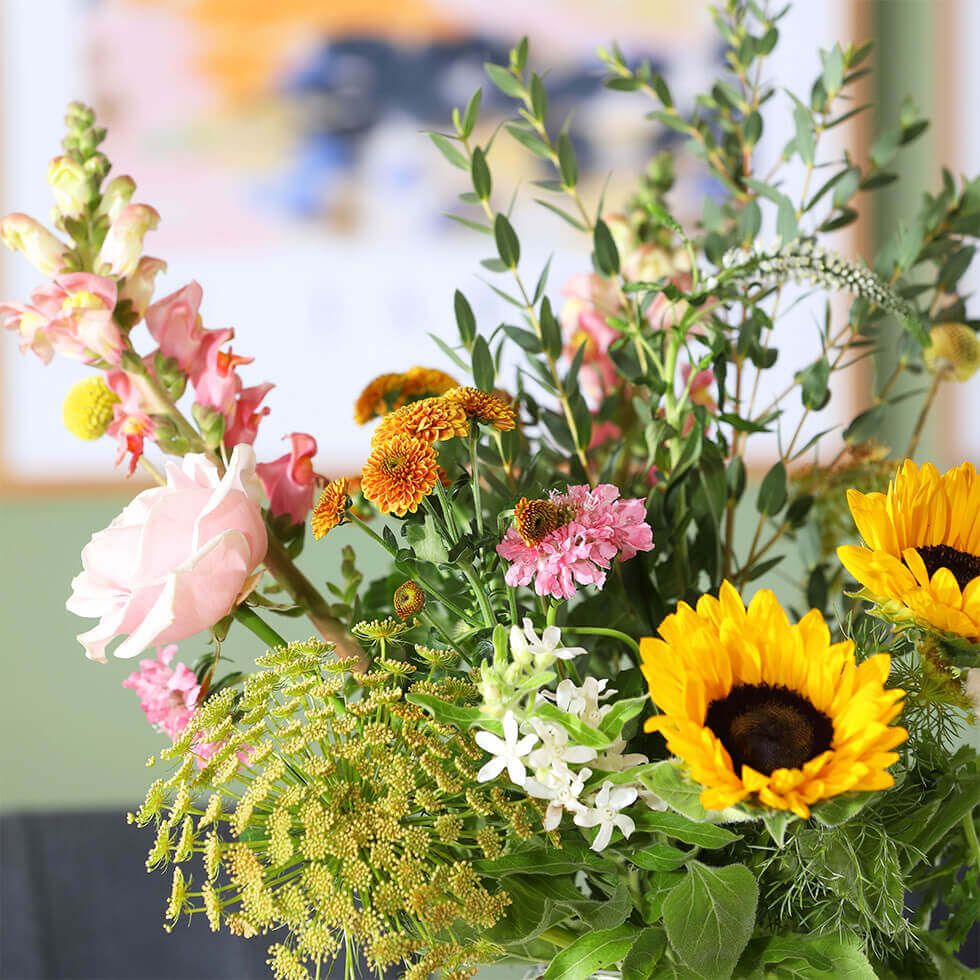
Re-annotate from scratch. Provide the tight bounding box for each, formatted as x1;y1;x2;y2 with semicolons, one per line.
640;582;906;819
837;460;980;642
361;434;440;516
372;396;470;446
311;478;350;540
353;366;459;424
443;386;517;431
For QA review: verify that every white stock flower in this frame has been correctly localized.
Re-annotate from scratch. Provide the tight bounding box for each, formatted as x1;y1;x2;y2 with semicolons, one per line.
510;618;587;667
574;781;638;852
526;766;592;831
528;718;597;770
592;736;649;773
475;711;538;787
555;677;616;727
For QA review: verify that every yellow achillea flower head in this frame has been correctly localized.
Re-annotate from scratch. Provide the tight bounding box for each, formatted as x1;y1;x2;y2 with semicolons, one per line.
311;478;350;540
923;323;979;382
838;459;980;641
443;386;517;431
361;434;439;516
641;581;907;819
62;375;119;440
372;397;469;447
393;580;425;621
354;366;459;425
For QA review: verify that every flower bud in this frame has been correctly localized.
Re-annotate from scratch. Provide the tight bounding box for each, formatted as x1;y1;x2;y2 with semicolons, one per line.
48;156;93;220
98;176;137;224
393;580;425;621
150;415;189;456
923;323;980;382
0;213;70;275
192;401;226;449
63;376;119;440
153;352;188;401
118;255;166;319
98;203;160;278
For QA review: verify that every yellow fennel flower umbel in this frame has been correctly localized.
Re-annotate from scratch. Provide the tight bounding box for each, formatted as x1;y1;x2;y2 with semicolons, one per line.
838;459;980;641
63;375;118;440
640;582;907;819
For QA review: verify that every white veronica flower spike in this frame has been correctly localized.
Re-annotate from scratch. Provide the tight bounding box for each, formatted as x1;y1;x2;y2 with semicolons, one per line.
475;710;538;787
574;781;638;852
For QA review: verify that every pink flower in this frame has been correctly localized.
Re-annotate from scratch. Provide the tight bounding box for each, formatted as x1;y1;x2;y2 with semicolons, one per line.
97;202;160;278
119;256;167;319
589;420;622;450
0;213;70;275
66;445;268;662
122;644;200;740
0;273;121;365
678;364;717;436
223;382;273;448
560;274;623;403
193;340;252;417
257;432;318;525
497;483;653;601
145;281;233;379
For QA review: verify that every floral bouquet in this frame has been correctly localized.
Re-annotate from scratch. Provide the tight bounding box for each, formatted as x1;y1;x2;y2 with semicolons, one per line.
3;3;979;978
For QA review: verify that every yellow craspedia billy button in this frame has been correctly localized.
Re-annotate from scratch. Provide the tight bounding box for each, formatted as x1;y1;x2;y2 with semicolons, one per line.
923;323;980;382
63;375;119;440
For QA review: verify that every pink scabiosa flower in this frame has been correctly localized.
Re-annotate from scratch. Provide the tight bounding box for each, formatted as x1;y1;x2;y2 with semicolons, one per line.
257;433;319;525
497;484;653;600
0;213;70;275
0;273;122;365
66;445;268;662
97;202;160;278
122;644;201;740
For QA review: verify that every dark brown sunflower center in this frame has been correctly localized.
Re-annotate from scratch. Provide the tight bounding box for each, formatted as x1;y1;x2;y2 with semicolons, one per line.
704;683;833;776
915;544;980;591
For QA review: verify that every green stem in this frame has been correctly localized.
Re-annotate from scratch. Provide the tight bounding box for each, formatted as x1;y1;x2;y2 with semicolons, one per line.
234;605;288;649
546;601;559;627
963;812;980;871
469;432;485;537
559;626;641;658
461;563;496;629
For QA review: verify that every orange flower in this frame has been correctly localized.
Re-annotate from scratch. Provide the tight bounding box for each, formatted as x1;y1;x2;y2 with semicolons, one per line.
354;373;402;425
311;478;350;540
393;580;425;620
353;366;459;424
514;497;561;546
444;386;517;431
361;435;440;516
372;397;469;446
401;366;459;399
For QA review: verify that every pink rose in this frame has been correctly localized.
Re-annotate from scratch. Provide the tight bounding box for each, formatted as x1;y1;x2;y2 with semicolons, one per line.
67;445;268;662
257;432;318;525
0;273;121;365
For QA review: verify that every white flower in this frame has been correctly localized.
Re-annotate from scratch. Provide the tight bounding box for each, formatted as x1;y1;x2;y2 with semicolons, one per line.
574;781;638;852
475;711;538;787
592;736;649;773
526;766;592;831
510;618;587;668
966;669;980;718
528;718;597;771
555;677;615;727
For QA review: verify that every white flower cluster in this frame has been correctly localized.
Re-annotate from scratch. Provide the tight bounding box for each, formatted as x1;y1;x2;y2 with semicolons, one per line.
702;240;921;330
475;622;662;851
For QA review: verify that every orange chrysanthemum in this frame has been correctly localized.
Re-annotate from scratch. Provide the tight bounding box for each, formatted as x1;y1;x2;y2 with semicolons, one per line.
311;478;350;540
372;397;469;446
353;366;459;425
393;580;425;620
443;386;517;431
361;435;440;517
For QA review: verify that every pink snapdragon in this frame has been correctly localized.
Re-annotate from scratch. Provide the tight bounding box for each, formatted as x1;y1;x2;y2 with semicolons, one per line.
223;382;273;447
97;202;160;278
497;483;653;600
145;281;232;379
0;213;70;276
120;256;168;319
0;273;122;365
257;432;319;525
122;644;200;740
105;368;167;475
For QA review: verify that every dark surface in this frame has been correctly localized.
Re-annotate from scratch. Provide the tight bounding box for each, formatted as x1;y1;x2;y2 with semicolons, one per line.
1;811;977;979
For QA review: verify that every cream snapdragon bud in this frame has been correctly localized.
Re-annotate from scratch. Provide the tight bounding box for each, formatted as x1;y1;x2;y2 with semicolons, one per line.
48;156;92;219
98;202;160;278
0;213;69;275
119;256;167;318
98;175;137;224
923;323;979;382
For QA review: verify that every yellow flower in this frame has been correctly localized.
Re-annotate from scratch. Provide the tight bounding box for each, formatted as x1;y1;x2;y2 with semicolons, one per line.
62;375;119;440
837;460;980;642
443;386;517;431
641;582;906;819
393;581;425;621
372;397;469;447
311;478;350;540
353;366;459;425
361;435;440;517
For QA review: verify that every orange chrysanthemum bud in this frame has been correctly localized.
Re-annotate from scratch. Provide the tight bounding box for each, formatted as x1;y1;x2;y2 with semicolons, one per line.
372;397;469;447
443;386;517;432
393;581;425;621
361;435;440;517
311;478;350;540
514;497;561;546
